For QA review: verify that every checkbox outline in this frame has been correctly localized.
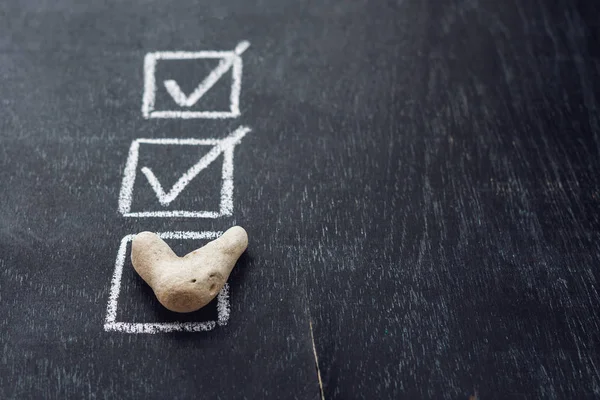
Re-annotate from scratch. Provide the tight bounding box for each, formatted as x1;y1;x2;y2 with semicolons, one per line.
142;43;249;119
118;127;249;219
104;231;230;334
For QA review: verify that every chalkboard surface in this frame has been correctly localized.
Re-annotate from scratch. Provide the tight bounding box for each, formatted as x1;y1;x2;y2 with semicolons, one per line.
1;1;599;399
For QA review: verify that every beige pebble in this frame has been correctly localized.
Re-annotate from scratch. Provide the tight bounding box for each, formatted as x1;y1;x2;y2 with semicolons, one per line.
131;226;248;313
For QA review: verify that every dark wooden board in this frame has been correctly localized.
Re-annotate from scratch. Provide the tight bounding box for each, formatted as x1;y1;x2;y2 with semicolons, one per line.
1;0;599;399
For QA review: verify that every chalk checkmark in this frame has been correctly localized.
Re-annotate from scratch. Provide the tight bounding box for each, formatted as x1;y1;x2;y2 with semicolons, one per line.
163;41;250;108
141;126;250;206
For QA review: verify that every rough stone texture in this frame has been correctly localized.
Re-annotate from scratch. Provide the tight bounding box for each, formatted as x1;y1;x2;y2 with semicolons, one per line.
131;226;248;313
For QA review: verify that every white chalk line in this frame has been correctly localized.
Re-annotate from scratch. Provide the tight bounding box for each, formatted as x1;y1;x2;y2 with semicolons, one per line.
230;53;243;116
149;111;240;119
140;126;249;206
142;41;250;119
104;321;216;333
142;53;157;119
216;283;230;326
117;142;140;214
104;231;230;334
118;126;250;218
220;147;234;216
153;51;235;60
158;231;223;240
105;234;134;324
123;211;222;218
136;138;221;145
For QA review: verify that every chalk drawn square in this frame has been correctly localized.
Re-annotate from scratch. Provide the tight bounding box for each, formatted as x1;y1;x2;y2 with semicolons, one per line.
142;41;250;119
118;126;249;218
104;231;230;333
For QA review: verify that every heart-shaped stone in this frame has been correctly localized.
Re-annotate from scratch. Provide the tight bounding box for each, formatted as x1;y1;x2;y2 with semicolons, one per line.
131;226;248;313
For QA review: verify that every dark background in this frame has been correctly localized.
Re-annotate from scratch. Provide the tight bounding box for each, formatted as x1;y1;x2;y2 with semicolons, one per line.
1;0;599;399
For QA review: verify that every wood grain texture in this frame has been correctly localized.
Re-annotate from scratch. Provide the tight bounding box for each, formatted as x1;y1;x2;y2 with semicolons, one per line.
0;0;599;399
